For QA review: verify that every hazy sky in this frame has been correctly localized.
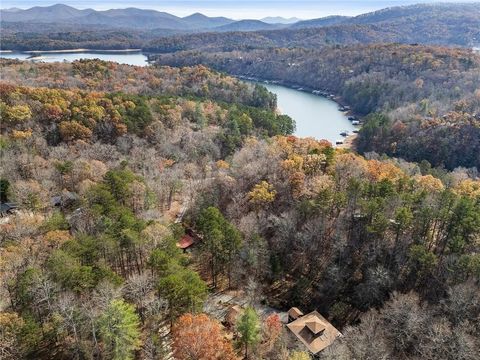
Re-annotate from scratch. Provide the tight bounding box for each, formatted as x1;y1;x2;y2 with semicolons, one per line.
2;1;478;19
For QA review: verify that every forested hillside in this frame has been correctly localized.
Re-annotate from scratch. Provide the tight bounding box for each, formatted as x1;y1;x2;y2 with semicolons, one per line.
1;3;480;358
1;58;479;360
0;59;293;359
0;59;278;110
143;25;397;53
152;44;480;170
0;28;148;51
143;21;479;53
293;2;480;33
193;135;480;359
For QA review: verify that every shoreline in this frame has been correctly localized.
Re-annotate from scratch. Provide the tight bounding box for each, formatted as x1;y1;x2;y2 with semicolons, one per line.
237;74;356;113
336;133;357;151
240;75;360;149
4;48;143;54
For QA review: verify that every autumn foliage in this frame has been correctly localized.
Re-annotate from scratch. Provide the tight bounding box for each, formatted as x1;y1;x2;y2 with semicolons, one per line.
171;314;238;360
1;53;479;360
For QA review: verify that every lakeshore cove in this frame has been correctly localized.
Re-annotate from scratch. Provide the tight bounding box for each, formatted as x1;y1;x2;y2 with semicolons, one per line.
1;50;357;144
0;50;149;67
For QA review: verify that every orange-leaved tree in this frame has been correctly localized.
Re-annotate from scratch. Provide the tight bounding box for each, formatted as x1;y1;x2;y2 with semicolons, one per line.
172;313;238;360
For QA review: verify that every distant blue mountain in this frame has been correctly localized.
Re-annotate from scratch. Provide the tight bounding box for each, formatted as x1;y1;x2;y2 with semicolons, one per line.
214;19;284;32
261;16;301;24
0;4;237;30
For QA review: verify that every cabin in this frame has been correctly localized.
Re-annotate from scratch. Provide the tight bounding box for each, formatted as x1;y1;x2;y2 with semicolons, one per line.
288;307;304;322
286;308;341;355
176;228;203;252
176;234;196;252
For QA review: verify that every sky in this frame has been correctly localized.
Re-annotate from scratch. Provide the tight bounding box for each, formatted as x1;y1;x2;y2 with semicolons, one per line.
1;0;478;19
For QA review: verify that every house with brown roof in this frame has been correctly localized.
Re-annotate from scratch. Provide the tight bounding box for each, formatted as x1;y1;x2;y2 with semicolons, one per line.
288;307;304;322
176;234;196;252
286;308;341;355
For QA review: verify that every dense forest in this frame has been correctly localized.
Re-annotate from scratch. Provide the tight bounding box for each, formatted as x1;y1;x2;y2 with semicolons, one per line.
0;28;147;51
1;58;479;359
5;19;478;52
144;22;480;54
0;59;293;359
0;59;278;109
1;2;480;359
152;44;480;170
192;136;480;359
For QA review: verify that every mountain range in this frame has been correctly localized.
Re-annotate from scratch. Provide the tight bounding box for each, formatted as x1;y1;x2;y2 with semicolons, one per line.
3;3;479;35
1;3;479;50
0;4;273;31
261;16;301;24
143;2;480;52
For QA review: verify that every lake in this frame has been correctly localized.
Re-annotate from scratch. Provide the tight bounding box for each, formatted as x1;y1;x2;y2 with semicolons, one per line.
0;51;149;67
1;51;356;143
261;83;355;144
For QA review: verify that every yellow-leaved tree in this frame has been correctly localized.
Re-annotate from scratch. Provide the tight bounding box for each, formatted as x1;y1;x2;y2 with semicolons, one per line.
248;181;276;208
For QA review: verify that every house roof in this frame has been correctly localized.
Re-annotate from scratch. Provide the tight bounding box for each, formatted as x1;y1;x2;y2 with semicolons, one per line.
306;319;326;334
176;234;195;249
287;310;341;354
288;307;304;319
